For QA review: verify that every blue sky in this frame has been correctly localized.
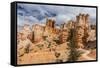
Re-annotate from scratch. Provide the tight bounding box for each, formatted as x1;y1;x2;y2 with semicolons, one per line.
17;3;96;26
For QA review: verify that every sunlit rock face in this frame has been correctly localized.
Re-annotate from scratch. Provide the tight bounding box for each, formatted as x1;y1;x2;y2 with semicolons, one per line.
32;24;44;43
44;18;55;36
18;24;32;42
75;14;90;48
66;20;75;30
20;24;32;37
87;25;96;42
17;13;96;64
88;29;96;41
59;29;69;44
44;18;60;40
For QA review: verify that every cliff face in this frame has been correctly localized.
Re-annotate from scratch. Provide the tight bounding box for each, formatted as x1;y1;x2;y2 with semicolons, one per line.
17;13;96;64
32;24;44;43
75;14;90;48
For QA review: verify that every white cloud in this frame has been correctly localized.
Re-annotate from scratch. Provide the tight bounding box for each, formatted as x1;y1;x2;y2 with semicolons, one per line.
17;3;96;26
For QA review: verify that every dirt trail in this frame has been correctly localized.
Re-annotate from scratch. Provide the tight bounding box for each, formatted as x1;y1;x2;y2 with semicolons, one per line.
78;48;95;60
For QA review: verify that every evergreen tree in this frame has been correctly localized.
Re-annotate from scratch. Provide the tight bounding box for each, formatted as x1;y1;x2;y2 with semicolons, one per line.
68;28;83;61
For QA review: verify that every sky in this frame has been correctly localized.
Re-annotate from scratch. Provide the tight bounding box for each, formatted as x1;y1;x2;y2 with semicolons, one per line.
17;3;96;26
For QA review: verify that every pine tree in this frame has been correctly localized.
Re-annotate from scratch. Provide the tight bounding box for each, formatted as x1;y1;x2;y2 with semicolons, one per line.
68;28;83;61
